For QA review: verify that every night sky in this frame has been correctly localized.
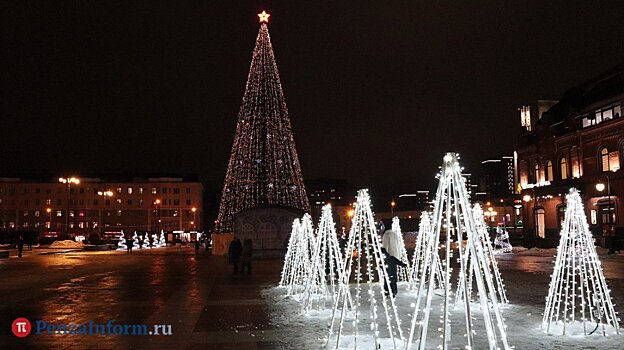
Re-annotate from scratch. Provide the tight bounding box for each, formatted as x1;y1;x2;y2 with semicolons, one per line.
2;1;624;206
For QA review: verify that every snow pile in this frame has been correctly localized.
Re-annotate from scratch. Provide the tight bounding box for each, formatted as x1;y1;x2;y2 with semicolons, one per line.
49;240;84;249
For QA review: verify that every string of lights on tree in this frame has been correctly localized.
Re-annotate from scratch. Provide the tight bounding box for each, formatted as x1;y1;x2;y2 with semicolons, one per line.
542;188;620;336
215;11;309;233
391;216;412;284
132;231;139;249
280;214;316;296
328;189;404;349
406;153;511;350
279;218;301;287
302;204;347;313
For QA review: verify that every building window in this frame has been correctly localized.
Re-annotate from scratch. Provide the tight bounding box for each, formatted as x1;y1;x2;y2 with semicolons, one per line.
56;210;62;217
162;188;168;194
173;188;180;194
139;187;144;194
46;199;52;205
151;187;157;194
560;157;568;180
600;147;610;172
35;210;40;217
534;163;540;183
186;187;191;194
174;199;180;206
117;187;122;194
117;210;122;217
186;199;191;205
23;210;28;217
535;207;545;239
546;161;553;182
69;210;74;217
128;187;133;194
116;199;122;205
127;199;132;205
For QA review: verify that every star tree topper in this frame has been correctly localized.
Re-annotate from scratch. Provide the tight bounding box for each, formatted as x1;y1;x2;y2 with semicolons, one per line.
258;11;270;23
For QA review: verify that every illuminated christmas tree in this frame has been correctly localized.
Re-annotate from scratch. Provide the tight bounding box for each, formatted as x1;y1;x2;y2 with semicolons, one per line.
142;233;151;249
151;233;160;248
215;11;309;233
408;212;444;291
302;204;345;312
391;216;411;283
328;189;404;349
279;218;301;286
286;214;316;295
132;231;140;249
159;230;166;247
455;203;508;305
116;231;127;251
543;188;619;336
406;153;510;350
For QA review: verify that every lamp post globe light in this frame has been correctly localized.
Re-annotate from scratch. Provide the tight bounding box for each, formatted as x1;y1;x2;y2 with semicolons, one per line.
58;177;80;236
97;190;114;234
595;174;612;238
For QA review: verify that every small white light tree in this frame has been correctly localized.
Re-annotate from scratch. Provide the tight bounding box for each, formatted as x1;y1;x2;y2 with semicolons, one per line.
279;218;301;287
391;217;412;283
302;204;346;312
142;233;151;249
408;212;444;291
285;214;316;295
159;230;166;247
117;231;127;251
455;203;508;305
132;231;140;249
406;153;510;350
151;233;160;248
543;188;620;336
328;189;404;349
493;226;512;254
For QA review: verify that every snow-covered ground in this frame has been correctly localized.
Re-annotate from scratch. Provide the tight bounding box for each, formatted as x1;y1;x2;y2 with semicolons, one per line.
263;247;624;349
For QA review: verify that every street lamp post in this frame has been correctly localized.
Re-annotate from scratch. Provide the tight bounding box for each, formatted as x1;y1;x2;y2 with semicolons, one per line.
191;207;197;230
46;208;52;229
390;200;396;215
154;199;161;232
596;174;612;236
59;177;80;236
97;190;113;235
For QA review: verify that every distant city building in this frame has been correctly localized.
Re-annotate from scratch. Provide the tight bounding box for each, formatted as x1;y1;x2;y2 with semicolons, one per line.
480;156;515;198
516;65;624;244
0;177;203;238
463;173;479;198
306;178;356;208
397;191;430;210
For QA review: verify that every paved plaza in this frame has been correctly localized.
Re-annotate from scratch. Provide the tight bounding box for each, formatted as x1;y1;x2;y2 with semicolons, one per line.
0;247;285;350
1;247;624;349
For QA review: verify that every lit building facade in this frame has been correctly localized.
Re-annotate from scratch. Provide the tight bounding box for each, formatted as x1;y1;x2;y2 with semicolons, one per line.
516;66;624;244
0;177;203;237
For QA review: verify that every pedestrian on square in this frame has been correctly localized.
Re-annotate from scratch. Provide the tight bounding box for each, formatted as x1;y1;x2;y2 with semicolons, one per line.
228;238;243;274
127;237;133;254
381;229;406;297
195;239;200;255
241;239;253;275
17;235;24;258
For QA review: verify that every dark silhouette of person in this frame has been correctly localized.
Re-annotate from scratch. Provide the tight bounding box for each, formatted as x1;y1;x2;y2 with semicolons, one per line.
17;235;24;258
127;237;133;254
195;239;200;255
228;238;243;274
241;239;253;275
381;229;407;297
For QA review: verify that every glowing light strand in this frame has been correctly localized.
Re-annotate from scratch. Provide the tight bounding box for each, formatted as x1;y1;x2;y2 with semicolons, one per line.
391;217;412;284
116;231;127;251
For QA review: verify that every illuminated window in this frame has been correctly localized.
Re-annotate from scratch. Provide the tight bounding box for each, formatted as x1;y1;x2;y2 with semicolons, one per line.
600;147;609;172
546;161;553;182
117;210;122;217
46;199;52;205
56;210;62;217
128;187;133;194
117;187;122;194
151;187;157;194
560;157;568;180
117;198;122;205
535;208;545;239
139;187;144;194
35;210;40;217
534;164;540;183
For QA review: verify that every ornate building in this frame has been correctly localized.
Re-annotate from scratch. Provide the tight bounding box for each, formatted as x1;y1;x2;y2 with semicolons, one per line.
516;65;624;245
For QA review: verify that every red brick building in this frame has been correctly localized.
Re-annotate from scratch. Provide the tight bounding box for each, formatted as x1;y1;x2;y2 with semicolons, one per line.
516;65;624;245
0;176;203;238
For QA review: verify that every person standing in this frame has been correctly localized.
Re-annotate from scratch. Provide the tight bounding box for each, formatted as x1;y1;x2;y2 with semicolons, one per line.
17;235;24;258
240;239;253;275
381;229;406;297
127;237;133;254
195;239;200;255
228;238;243;274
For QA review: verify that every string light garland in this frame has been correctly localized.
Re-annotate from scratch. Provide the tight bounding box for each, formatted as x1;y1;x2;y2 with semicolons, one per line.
408;212;444;291
279;214;316;295
406;153;511;350
215;12;310;233
391;217;412;284
159;230;166;247
279;219;301;287
542;188;620;336
132;231;139;249
328;189;404;349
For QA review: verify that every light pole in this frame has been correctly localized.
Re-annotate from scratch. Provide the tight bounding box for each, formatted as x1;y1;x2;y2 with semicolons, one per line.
154;199;161;232
46;208;52;230
191;207;197;230
97;190;113;234
596;174;612;236
59;177;80;236
390;199;396;215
